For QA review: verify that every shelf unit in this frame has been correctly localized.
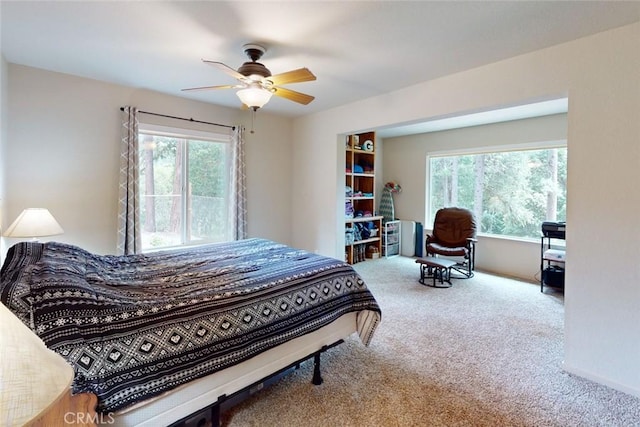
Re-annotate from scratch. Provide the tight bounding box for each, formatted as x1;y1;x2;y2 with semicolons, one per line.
345;131;382;264
540;233;565;292
382;220;401;257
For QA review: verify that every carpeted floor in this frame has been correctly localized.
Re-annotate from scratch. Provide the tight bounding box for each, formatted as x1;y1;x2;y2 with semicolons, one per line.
221;256;640;426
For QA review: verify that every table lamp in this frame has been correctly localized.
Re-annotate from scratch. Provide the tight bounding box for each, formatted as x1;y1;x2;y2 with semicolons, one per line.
3;208;64;240
0;302;75;425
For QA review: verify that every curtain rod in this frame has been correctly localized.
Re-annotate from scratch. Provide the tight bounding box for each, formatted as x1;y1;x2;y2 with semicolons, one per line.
120;107;235;130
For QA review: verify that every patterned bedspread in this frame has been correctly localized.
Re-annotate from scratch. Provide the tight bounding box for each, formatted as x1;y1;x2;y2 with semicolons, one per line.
0;239;380;413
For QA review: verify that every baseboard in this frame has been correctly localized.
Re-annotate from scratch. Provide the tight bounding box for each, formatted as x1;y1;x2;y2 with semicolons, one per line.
473;267;538;285
562;361;640;399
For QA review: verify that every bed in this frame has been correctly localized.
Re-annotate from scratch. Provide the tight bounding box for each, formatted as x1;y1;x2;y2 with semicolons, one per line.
0;238;380;426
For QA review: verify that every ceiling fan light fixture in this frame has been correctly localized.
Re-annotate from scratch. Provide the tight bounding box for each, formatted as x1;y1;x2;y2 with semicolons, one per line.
184;42;315;111
237;86;273;109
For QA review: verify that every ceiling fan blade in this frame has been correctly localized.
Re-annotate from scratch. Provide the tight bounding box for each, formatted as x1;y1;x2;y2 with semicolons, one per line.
272;86;315;105
181;84;238;92
268;68;316;86
202;60;245;80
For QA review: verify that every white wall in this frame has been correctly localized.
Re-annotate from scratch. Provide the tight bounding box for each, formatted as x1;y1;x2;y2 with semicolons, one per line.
381;113;567;281
292;23;640;398
4;65;293;254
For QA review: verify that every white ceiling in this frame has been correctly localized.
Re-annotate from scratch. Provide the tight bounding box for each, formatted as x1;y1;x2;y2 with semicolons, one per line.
1;1;639;133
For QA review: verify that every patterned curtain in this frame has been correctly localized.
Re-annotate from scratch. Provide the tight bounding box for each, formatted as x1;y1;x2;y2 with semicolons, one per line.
229;126;247;240
117;106;141;254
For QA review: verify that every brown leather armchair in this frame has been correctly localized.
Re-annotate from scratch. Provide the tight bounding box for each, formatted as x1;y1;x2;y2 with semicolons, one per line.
425;207;477;278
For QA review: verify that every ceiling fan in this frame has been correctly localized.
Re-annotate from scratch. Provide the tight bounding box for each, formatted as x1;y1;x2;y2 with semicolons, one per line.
182;43;316;110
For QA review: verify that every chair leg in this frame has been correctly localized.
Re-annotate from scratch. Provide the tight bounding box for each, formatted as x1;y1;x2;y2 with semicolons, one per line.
449;259;474;279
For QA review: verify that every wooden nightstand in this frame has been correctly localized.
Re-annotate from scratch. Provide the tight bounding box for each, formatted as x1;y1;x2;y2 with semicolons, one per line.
29;392;98;426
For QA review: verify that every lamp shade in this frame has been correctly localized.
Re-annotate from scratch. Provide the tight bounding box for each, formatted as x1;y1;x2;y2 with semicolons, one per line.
0;303;75;425
236;86;273;109
4;208;64;238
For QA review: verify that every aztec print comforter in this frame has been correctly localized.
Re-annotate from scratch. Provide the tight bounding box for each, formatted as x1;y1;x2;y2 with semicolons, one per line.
0;238;380;413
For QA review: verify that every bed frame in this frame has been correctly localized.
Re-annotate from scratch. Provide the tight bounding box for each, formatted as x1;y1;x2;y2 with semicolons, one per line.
170;340;343;427
110;313;357;426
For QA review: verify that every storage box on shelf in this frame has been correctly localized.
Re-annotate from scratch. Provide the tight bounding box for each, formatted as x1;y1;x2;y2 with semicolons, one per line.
382;220;401;257
345;131;382;264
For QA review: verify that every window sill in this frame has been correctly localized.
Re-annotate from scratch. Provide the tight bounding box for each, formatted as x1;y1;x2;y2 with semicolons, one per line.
423;229;566;248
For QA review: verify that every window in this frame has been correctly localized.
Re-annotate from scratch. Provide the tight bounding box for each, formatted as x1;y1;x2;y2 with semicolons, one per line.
139;125;231;250
428;143;566;239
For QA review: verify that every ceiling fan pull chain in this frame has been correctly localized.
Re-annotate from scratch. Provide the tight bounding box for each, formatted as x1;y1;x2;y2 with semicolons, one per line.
250;108;256;134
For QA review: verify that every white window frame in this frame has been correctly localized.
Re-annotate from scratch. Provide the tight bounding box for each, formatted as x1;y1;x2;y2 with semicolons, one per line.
138;123;232;251
426;139;567;241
